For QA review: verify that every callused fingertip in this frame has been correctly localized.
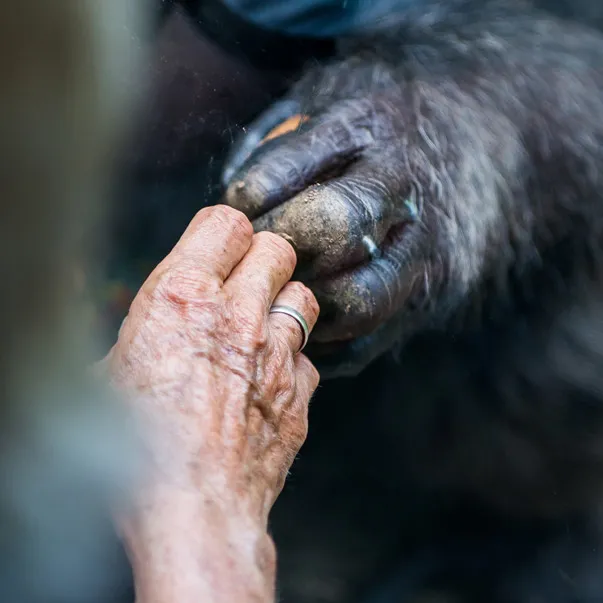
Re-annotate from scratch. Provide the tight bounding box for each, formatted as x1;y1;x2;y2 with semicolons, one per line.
224;175;269;218
224;183;249;216
224;180;245;205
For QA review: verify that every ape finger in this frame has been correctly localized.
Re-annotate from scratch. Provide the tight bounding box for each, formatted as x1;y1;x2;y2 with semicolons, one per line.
252;158;417;280
222;99;303;187
224;110;374;220
308;240;425;343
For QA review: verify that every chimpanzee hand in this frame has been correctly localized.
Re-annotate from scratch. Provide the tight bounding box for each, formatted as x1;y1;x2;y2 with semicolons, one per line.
221;55;520;377
222;13;603;377
222;72;433;377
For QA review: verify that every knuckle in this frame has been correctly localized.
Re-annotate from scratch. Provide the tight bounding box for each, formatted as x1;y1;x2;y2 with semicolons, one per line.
225;207;254;238
197;205;253;239
308;362;320;389
254;231;297;268
299;416;310;442
235;312;269;351
306;367;320;393
263;347;295;397
268;340;292;376
271;321;298;353
277;426;306;472
288;416;309;449
153;265;206;305
312;370;320;391
298;354;320;390
270;331;288;356
256;536;277;577
295;282;320;320
281;281;320;324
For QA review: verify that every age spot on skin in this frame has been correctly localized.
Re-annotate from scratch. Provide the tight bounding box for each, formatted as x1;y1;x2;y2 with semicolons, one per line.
165;291;190;316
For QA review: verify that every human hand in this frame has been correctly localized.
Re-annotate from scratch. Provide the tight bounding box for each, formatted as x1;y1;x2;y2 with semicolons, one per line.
104;205;319;601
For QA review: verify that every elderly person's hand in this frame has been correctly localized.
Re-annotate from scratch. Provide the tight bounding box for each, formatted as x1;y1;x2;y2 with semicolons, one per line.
104;205;320;603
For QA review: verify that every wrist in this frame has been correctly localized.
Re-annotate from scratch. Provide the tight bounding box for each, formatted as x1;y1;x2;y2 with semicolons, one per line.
120;487;276;603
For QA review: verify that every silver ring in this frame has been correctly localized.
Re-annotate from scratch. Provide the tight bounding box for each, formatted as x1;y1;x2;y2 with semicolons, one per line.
269;305;310;353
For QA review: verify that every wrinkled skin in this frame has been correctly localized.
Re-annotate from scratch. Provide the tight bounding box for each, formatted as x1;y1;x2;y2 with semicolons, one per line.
223;0;603;379
107;206;320;602
108;206;320;518
217;1;603;601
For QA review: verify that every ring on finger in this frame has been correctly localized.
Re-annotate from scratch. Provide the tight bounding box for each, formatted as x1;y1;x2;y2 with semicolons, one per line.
269;305;310;353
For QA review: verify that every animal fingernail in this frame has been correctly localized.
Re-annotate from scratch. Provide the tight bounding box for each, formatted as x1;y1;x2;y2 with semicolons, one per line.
277;232;297;248
362;235;382;260
404;198;418;219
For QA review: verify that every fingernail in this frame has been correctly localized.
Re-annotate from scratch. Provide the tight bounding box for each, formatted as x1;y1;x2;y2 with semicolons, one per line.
404;198;419;220
277;232;297;248
362;235;382;260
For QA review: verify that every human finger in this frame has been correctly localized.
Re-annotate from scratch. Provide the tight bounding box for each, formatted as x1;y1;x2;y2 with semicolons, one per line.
268;281;320;354
224;231;298;313
143;205;254;295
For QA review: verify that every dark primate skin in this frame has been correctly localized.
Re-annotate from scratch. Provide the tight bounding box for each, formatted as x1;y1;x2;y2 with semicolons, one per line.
217;0;603;601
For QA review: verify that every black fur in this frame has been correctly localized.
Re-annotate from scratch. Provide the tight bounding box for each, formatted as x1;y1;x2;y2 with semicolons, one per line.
220;1;603;601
